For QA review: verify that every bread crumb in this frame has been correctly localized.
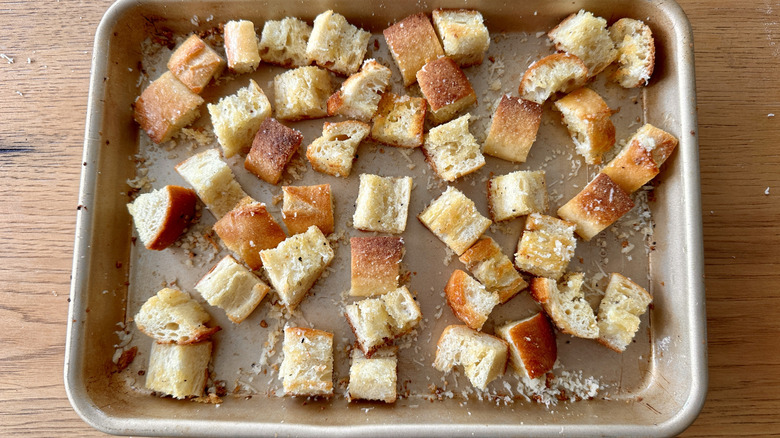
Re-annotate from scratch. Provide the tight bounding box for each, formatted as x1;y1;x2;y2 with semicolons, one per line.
765;187;770;195
768;113;775;117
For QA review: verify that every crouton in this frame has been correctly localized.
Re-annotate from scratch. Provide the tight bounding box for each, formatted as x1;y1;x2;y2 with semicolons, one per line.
195;255;270;323
167;34;225;94
350;236;404;297
496;312;557;380
370;92;427;148
609;18;656;88
418;186;492;256
431;9;490;67
600;124;678;193
273;66;332;121
459;236;527;304
133;71;204;144
281;184;334;235
597;273;653;352
327;59;392;121
306;10;370;76
345;286;422;356
383;13;444;86
280;327;334;396
422;114;485;182
213;198;287;270
445;269;499;330
352;174;413;234
207;79;272;158
134;288;219;344
514;213;576;280
553;87;615;165
127;185;197;250
347;347;397;403
175;148;249;219
530;273;599;339
258;17;312;68
548;10;617;77
518;53;588;105
145;341;212;399
306;120;370;178
557;173;634;241
223;20;261;73
483;95;543;163
244;118;303;184
433;325;508;390
487;170;549;222
417;56;477;124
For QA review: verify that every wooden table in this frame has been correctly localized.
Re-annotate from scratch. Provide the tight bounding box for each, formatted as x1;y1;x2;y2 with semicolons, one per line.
0;0;778;436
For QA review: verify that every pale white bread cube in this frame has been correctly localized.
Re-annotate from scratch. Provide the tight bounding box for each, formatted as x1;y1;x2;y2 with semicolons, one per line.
258;17;312;68
127;185;197;250
175;148;249;219
213;198;287;270
145;341;212;399
600;124;678;194
167;34;225;94
370;92;427;148
306;120;370;178
530;273;598;339
548;10;617;77
327;59;392;121
134;288;219;344
207;79;272;158
554;87;615;165
280;327;334;397
431;9;490;67
496;312;557;380
350;236;404;297
223;20;261;73
133;71;204;144
557;173;634;241
345;286;421;356
244;117;304;185
433;325;508;390
518;53;588;105
445;269;499;331
416;57;477;125
381;286;422;336
273;66;332;121
597;273;653;352
422;114;485;182
306;10;370;76
260;225;334;309
195;255;270;323
487;170;549;222
282;184;334;235
418;186;492;256
514;213;576;280
609;18;655;88
352;174;413;234
347;347;397;403
383;13;445;86
459;236;527;304
483;95;543;163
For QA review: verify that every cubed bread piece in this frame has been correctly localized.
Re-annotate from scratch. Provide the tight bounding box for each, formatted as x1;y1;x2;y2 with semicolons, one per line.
381;286;422;335
306;10;370;76
127;185;197;250
280;327;333;396
175;148;249;219
167;34;225;94
195;255;270;323
347;347;397;403
514;213;576;280
213;198;287;270
327;59;392;121
345;286;421;356
281;184;334;235
609;18;655;88
134;288;219;344
244;118;303;184
260;226;334;309
554;87;615;165
224;20;261;73
417;57;477;124
145;341;212;399
530;273;598;339
273;66;332;121
306;120;370;178
133;71;204;144
422;114;485;181
445;269;499;331
483;95;543;163
557;173;634;241
496;313;557;380
258;17;312;68
352;174;413;234
487;170;549;222
600;124;678;193
433;325;508;390
548;10;617;77
418;186;492;256
350;236;404;297
431;9;490;67
370;92;427;148
383;13;445;86
597;273;653;352
518;53;588;105
459;237;527;304
207;79;272;158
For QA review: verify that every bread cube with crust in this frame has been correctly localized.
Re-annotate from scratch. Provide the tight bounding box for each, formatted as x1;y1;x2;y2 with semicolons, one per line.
459;237;527;304
146;341;212;399
381;286;422;335
514;213;576;280
554;87;615;165
327;59;392;121
445;269;499;331
417;57;477;124
557;173;634;241
483;95;542;163
207;79;272;158
127;185;197;250
600;124;678;193
597;273;653;352
280;327;334;397
609;18;655;88
496;312;557;380
306;10;370;76
418;186;491;256
195;255;270;323
347;347;397;403
273;66;332;121
422;114;485;182
383;13;444;86
432;9;490;67
345;286;422;356
487;170;549;222
530;273;598;339
350;236;404;297
258;17;312;68
134;71;204;144
281;184;334;235
244;118;303;184
167;34;225;94
224;20;261;73
306;120;370;178
175;148;249;219
260;226;334;309
548;10;617;77
518;53;588;105
352;174;413;234
134;288;220;344
213;198;287;270
433;325;508;390
370;92;427;148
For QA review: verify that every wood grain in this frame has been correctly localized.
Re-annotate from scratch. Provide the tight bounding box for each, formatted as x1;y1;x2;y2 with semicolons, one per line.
0;0;778;436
